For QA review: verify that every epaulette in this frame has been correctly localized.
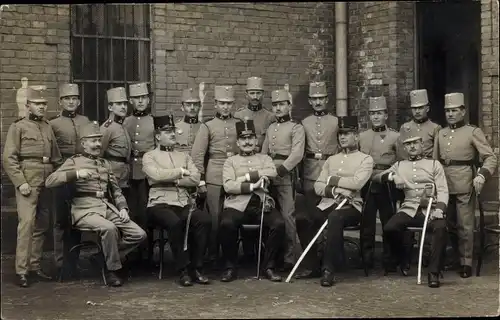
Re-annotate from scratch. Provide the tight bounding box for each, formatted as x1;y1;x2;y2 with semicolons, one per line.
14;117;25;123
466;124;477;128
49;114;60;121
103;119;112;128
70;154;81;159
204;117;215;123
235;107;245;112
387;127;397;132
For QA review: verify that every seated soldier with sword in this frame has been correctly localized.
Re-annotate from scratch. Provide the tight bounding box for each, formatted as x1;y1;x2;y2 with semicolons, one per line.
142;115;212;287
219;119;286;283
292;116;374;287
375;134;449;288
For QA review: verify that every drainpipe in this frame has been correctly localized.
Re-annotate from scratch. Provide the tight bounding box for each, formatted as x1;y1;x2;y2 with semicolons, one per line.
335;2;348;117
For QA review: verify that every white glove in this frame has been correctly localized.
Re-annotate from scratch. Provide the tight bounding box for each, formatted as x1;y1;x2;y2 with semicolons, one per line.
119;208;130;223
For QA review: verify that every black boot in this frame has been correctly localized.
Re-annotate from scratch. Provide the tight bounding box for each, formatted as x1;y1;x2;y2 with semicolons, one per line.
459;265;472;278
17;274;29;288
264;269;282;282
428;272;440;288
29;270;53;281
320;269;335;287
179;269;193;287
191;269;210;285
294;268;321;279
220;268;237;282
106;271;123;287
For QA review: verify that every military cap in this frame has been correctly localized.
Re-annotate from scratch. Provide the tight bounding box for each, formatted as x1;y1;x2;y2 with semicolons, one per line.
409;89;429;108
26;86;48;103
309;82;328;98
236;119;256;138
107;87;128;103
338;116;359;132
271;89;290;103
182;88;200;103
444;92;464;109
129;83;149;97
368;96;387;112
214;85;235;102
154;114;176;131
59;83;79;98
246;77;264;91
80;121;103;139
402;135;423;144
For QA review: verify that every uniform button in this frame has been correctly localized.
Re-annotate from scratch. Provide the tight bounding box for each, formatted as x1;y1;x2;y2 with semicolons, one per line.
138;117;141;120
341;161;344;164
272;143;275;146
413;162;416;165
344;155;347;158
446;149;450;152
135;132;139;135
413;174;416;177
317;124;321;127
134;158;138;161
416;189;420;192
226;136;229;139
380;140;384;143
447;143;451;146
248;160;251;163
413;169;416;172
275;129;278;132
318;149;322;152
227;145;230;147
317;132;321;135
136;125;139;128
318;140;321;143
273;136;276;139
135;141;138;144
451;130;455;133
417;129;421;132
339;168;342;171
414;182;418;184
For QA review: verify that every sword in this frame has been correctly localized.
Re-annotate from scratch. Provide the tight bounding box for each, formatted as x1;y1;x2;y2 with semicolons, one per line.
417;183;436;285
286;196;349;283
255;192;267;279
183;193;197;251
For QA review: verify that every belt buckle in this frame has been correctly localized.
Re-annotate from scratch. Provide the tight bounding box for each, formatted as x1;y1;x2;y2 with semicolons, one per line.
133;149;140;157
270;152;276;159
314;153;323;160
96;191;105;198
42;156;50;164
226;152;234;157
443;159;451;166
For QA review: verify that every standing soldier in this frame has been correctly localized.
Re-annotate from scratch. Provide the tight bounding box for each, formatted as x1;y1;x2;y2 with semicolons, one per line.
261;89;305;270
123;82;154;264
359;96;400;272
301;82;339;207
2;86;62;287
191;85;241;267
101;87;132;199
49;83;90;279
433;92;497;278
398;89;441;160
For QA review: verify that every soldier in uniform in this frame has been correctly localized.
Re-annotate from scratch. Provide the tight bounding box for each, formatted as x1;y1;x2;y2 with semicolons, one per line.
3;86;62;287
45;121;147;287
123;83;155;263
359;96;400;271
376;135;449;288
261;89;305;270
300;82;339;207
191;85;241;266
433;93;497;278
398;89;441;160
219;119;285;282
143;115;211;286
100;87;132;199
49;83;90;279
295;116;373;286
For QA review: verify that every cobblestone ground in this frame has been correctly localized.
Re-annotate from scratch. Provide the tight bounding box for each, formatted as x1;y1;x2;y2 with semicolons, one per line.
1;245;499;319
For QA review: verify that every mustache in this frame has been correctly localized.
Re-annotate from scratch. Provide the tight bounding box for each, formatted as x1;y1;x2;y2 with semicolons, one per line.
242;143;253;147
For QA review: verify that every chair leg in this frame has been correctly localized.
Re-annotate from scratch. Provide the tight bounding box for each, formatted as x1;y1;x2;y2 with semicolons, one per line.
159;230;165;280
147;227;155;264
96;242;108;286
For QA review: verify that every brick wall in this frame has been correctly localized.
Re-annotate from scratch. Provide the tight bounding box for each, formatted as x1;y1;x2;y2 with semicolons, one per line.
151;3;335;121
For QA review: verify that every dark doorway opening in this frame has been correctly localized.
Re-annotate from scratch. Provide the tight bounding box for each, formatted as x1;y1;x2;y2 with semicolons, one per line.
416;0;481;127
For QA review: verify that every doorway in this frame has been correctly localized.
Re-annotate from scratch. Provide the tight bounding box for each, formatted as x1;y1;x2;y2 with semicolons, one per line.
416;0;481;127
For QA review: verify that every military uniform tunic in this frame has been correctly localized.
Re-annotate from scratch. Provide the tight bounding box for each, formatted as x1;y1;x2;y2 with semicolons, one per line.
2;115;62;275
49;111;90;159
398;119;440;160
123;112;155;180
234;105;275;151
100;117;132;188
175;115;202;154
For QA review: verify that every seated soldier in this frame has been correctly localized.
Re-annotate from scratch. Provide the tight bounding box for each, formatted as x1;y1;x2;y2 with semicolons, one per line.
143;115;212;287
295;116;374;287
374;135;449;288
219;119;285;282
45;121;147;287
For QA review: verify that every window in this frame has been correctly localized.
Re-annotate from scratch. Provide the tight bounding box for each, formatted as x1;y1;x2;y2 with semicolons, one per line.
70;4;151;122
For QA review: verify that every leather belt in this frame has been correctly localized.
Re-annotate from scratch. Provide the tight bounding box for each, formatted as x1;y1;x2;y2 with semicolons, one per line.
305;152;332;160
268;153;288;160
439;159;475;167
18;156;51;164
373;164;391;170
74;191;106;198
150;182;177;188
104;154;128;163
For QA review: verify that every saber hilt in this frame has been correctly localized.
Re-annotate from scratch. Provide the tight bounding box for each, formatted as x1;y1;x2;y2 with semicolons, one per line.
183;192;198;251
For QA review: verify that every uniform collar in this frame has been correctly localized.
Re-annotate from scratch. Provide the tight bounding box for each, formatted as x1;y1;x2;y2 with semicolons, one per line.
183;115;199;124
449;120;465;129
216;112;232;120
82;152;99;160
61;110;76;118
313;110;327;117
112;114;125;124
28;113;44;121
239;150;255;156
341;147;358;154
276;114;290;123
132;109;150;117
408;155;423;161
247;104;262;112
159;145;174;152
372;125;386;132
413;117;428;124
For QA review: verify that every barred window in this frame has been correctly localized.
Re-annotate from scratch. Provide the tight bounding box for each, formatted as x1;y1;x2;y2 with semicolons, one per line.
70;4;151;122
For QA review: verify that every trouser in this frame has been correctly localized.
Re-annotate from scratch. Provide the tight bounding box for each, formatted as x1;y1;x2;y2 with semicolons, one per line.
360;181;397;266
148;204;211;271
14;186;52;275
206;184;224;259
219;196;285;270
271;182;301;265
384;211;447;273
296;204;361;273
128;179;149;229
53;184;81;269
446;193;475;267
74;209;147;271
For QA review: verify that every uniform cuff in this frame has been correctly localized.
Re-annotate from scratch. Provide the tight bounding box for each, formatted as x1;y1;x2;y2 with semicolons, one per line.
241;182;252;193
435;202;447;212
116;201;128;211
478;168;491;180
248;170;260;183
380;172;391;183
327;176;340;186
277;165;289;177
200;173;206;181
325;185;335;198
66;170;78;182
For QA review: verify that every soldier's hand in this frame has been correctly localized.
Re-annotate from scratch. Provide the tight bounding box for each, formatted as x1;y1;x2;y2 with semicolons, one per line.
181;168;191;176
18;183;31;196
430;209;444;220
119;209;130;223
77;169;94;180
473;175;486;194
251;177;265;190
335;187;353;198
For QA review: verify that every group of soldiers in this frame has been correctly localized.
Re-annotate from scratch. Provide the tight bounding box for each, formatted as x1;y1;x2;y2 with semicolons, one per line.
2;76;497;290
